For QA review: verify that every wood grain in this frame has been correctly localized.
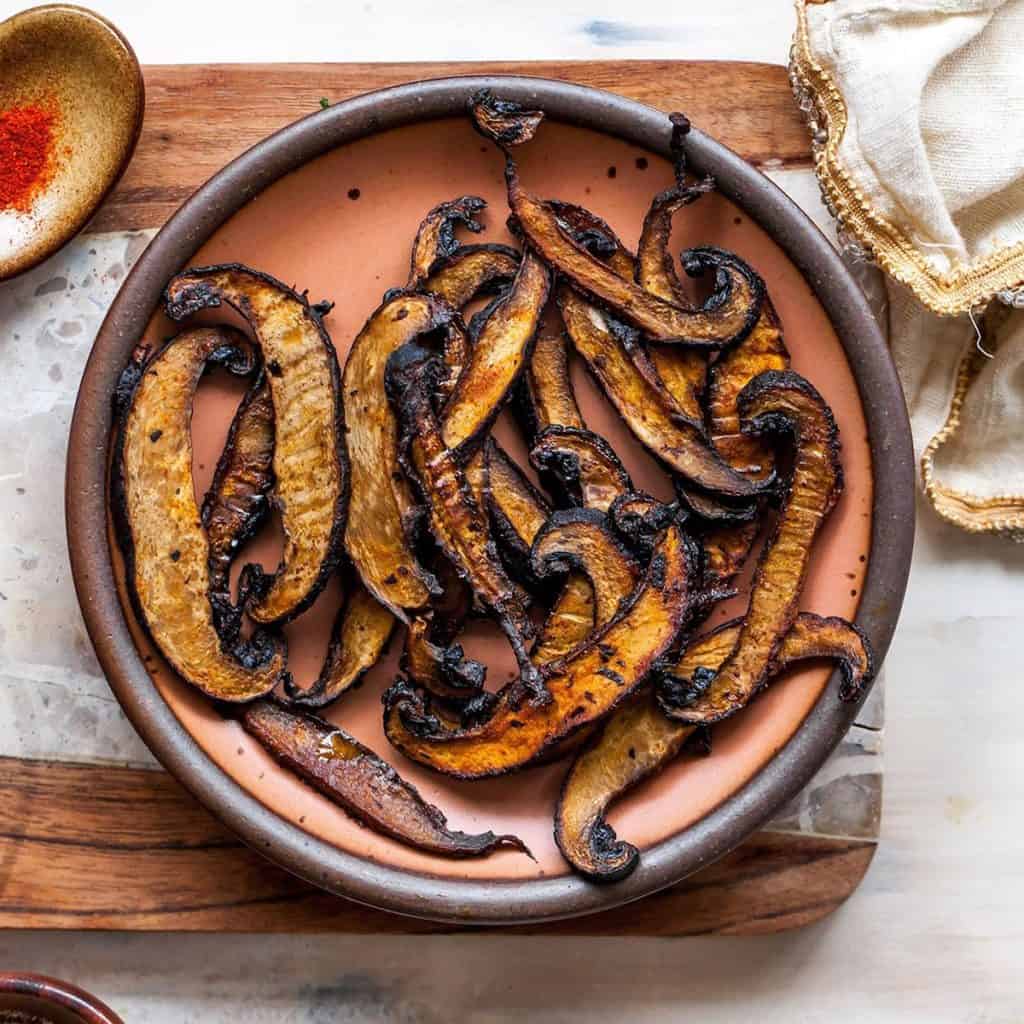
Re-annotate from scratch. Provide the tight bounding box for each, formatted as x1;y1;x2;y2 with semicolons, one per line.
91;60;811;232
0;757;871;933
5;61;865;935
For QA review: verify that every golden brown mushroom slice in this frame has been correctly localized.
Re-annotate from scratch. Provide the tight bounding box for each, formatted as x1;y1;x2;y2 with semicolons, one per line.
202;375;275;644
707;297;790;480
441;249;550;454
382;524;698;779
386;342;543;700
420;243;520;309
556;612;873;880
164;264;346;626
285;584;396;709
530;509;640;629
341;291;458;620
530;425;633;513
505;158;763;347
407;194;487;285
113;328;286;702
517;324;585;440
559;284;766;498
469;88;545;147
242;701;529;859
660;370;844;724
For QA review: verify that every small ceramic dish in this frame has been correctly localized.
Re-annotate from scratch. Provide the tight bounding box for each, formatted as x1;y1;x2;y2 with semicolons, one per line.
67;76;914;925
0;4;144;281
0;973;123;1024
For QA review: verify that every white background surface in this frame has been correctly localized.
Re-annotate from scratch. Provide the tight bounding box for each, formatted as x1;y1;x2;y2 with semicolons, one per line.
1;1;1022;1021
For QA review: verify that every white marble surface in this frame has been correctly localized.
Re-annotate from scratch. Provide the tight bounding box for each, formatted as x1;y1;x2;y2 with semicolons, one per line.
0;1;1021;1021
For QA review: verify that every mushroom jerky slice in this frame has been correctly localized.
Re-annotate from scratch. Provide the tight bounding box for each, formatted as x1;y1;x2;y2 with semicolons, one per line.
559;279;766;499
407;195;488;286
530;425;633;513
382;523;697;779
285;583;396;708
469;89;545;148
440;248;550;455
341;290;458;620
113;327;285;702
242;700;529;858
516;323;585;441
505;158;763;348
419;243;521;309
658;370;844;724
556;612;873;881
164;264;347;626
385;341;544;702
706;296;790;481
202;375;275;644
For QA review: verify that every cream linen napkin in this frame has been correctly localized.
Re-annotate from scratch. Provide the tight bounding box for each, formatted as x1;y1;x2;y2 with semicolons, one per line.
791;0;1024;538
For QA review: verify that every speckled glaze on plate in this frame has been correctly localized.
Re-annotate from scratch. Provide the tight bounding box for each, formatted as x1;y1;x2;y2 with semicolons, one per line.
0;973;123;1024
0;4;144;281
67;77;914;925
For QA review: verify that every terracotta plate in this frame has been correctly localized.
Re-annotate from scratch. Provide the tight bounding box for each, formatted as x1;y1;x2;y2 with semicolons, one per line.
67;77;914;925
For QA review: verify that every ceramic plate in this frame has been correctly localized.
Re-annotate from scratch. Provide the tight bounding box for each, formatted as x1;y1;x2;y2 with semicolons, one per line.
67;77;913;924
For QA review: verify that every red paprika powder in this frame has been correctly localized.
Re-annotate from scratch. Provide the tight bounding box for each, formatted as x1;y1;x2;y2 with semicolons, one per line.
0;100;58;213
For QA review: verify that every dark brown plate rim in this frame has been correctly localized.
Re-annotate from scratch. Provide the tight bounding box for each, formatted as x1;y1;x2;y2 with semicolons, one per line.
0;972;123;1024
66;75;914;926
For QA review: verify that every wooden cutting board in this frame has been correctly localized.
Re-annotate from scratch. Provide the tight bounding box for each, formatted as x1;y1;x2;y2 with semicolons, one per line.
6;60;877;935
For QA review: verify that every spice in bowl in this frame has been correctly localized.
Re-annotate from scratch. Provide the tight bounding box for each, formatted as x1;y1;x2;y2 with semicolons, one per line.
0;97;61;214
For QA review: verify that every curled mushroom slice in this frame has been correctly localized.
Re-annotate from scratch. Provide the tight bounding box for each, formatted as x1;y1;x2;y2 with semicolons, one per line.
531;509;640;628
342;291;457;620
659;370;844;724
609;492;681;561
113;328;286;702
386;342;543;701
408;195;486;285
530;425;633;513
421;243;520;308
441;249;550;454
164;264;346;626
559;285;766;498
505;158;763;347
286;584;396;709
401;616;487;702
382;524;697;779
202;375;275;644
707;297;790;480
242;701;529;859
516;325;584;440
556;612;873;881
469;89;545;148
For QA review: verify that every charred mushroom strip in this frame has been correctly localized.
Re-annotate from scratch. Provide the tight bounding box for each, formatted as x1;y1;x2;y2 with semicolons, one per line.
505;159;763;347
518;325;584;439
559;285;765;498
114;329;285;701
702;519;761;587
530;425;633;513
609;492;681;560
421;243;520;308
401;616;487;701
382;524;697;778
659;371;843;724
469;89;545;148
341;291;457;619
441;250;550;453
286;584;395;708
408;195;486;284
386;342;543;700
242;701;528;858
202;375;275;643
556;612;872;880
707;298;790;480
164;265;346;626
482;439;551;586
531;509;640;628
